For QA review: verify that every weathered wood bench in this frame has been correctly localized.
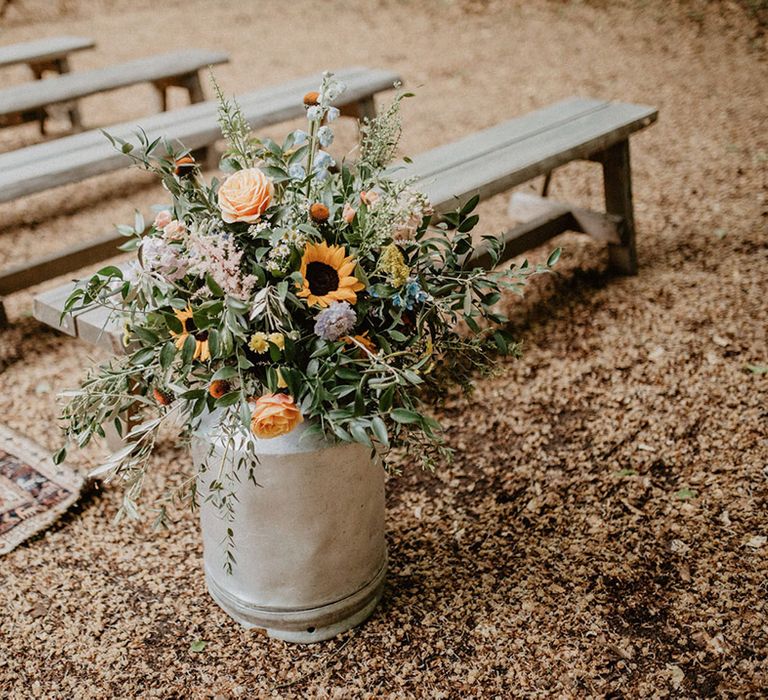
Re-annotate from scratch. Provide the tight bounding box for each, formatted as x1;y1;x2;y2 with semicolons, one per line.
0;35;95;73
0;66;395;204
2;67;399;327
0;36;96;131
402;96;657;275
0;48;229;133
31;95;657;349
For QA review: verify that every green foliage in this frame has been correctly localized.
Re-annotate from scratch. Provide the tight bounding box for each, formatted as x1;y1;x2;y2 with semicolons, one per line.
61;72;558;526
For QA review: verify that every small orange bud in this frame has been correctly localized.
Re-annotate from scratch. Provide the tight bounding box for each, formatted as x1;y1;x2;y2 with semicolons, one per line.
303;91;320;106
208;380;231;399
309;203;330;223
153;387;173;406
174;155;196;178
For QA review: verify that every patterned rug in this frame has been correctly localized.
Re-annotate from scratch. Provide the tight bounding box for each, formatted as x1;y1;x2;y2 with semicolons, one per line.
0;424;84;556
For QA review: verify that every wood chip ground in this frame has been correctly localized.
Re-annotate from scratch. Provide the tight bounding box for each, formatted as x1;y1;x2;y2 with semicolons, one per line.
0;1;765;697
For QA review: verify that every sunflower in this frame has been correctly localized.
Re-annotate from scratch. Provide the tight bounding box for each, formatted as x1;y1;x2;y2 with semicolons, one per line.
171;307;211;361
297;241;365;307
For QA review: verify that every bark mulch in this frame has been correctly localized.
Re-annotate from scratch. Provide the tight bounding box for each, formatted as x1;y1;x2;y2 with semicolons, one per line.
0;0;766;697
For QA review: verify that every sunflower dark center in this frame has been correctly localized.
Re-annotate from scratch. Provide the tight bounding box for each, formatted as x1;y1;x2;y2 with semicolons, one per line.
306;262;339;296
184;317;196;332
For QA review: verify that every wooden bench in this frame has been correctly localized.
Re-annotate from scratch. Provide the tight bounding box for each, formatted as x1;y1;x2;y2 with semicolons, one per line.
402;96;657;275
2;67;399;327
0;35;95;74
0;48;229;133
0;36;96;131
0;66;395;204
31;95;657;349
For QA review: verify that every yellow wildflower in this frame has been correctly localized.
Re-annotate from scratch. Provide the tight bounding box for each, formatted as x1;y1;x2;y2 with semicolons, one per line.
249;332;269;354
268;332;285;351
379;244;409;287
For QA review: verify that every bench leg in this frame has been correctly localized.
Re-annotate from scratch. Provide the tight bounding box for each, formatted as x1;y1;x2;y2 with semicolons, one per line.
340;96;377;125
541;171;553;197
599;139;638;275
54;57;83;131
184;73;206;104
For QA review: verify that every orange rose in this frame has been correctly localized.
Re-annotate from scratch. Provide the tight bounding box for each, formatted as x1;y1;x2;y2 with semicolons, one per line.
250;393;303;439
218;168;274;224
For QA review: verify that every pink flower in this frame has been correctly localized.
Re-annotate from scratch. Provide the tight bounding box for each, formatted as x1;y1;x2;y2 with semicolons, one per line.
342;202;356;224
163;220;186;240
393;212;421;241
153;210;172;230
360;190;380;207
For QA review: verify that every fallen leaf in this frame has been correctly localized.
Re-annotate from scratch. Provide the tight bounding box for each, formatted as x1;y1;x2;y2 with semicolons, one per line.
745;535;766;549
190;640;206;653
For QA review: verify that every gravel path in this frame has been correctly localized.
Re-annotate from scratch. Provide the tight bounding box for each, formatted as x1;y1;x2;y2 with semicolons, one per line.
0;1;766;697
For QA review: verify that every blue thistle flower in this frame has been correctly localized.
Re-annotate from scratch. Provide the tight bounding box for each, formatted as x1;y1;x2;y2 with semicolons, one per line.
314;301;357;341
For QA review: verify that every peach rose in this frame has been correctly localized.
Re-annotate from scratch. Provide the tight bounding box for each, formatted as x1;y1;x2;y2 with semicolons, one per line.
218;168;274;224
154;210;172;230
251;393;303;439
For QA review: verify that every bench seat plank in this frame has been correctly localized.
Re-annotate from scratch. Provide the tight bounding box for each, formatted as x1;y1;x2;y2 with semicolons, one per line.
0;36;95;70
0;67;399;203
0;49;228;119
401;98;657;212
399;97;607;180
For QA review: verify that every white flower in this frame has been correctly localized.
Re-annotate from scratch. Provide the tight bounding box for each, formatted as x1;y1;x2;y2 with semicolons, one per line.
317;125;334;148
140;236;188;282
293;129;309;145
314;150;334;170
326;106;340;122
323;76;346;102
123;261;142;285
288;163;306;180
307;106;322;121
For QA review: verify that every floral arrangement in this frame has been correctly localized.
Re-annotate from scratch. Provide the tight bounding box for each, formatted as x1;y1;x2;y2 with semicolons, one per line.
57;73;556;523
